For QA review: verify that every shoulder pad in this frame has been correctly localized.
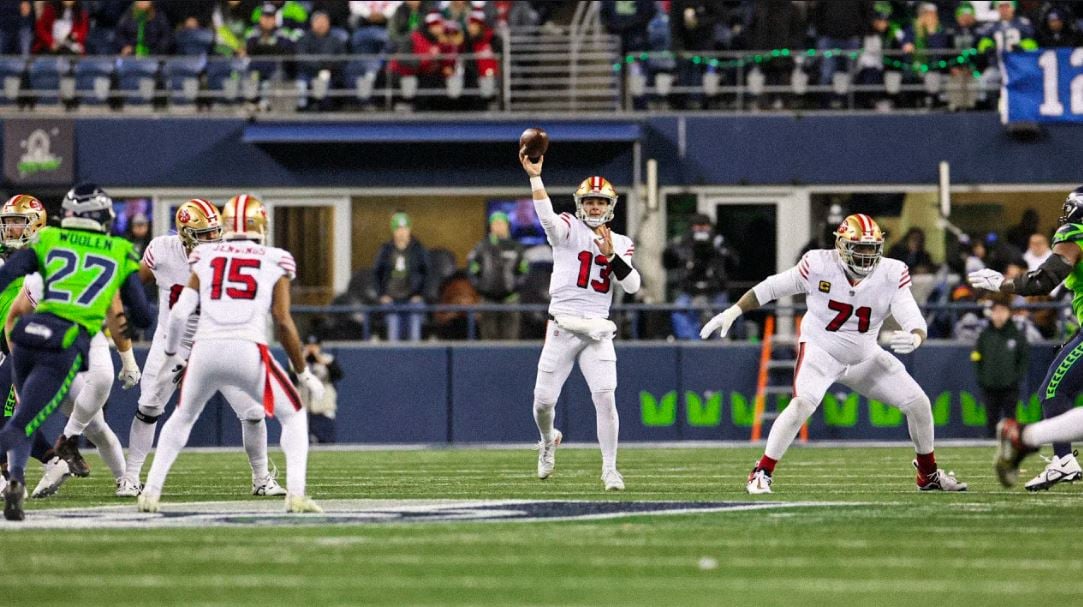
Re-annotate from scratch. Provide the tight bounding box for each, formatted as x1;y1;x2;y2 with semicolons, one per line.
1053;224;1083;244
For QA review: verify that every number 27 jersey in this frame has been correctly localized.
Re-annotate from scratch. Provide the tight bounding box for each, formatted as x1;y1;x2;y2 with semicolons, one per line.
548;213;635;319
188;241;296;344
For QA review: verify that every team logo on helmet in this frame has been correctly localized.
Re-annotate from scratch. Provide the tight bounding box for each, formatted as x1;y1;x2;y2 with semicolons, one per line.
175;198;223;251
835;213;884;277
573;176;618;228
0;194;47;249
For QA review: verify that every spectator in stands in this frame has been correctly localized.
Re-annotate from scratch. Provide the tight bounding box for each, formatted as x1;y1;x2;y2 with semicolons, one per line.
391;11;453;110
1004;208;1040;252
297;10;345;110
493;1;538;29
946;2;982;110
1037;6;1083;47
669;1;723;111
467;211;528;340
856;2;903;110
965;237;988;273
1024;233;1053;272
951;284;983;342
86;0;128;54
212;0;253;56
117;1;173;56
299;334;342;443
349;1;397;77
373;211;430;342
0;2;33;57
126;212;151;257
973;295;1029;438
163;0;215;55
976;0;1036;103
310;0;350;29
663;213;737;340
250;0;307;42
601;0;655;110
982;231;1024;272
902;3;952;72
812;0;869;108
465;10;499;107
246;3;294;64
744;0;808;109
389;1;429;52
33;1;89;55
887;227;936;274
442;0;472;32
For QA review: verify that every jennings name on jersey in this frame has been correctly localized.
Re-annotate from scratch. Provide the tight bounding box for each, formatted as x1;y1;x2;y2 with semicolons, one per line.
188;240;296;344
754;249;925;365
548;212;634;319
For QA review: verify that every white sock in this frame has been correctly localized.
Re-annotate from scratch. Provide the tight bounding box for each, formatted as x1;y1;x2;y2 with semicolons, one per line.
125;413;158;480
143;413;197;495
82;412;125;479
533;400;556;442
1023;407;1083;447
764;397;817;461
278;410;309;496
242;419;269;479
63;369;111;438
899;396;935;454
592;391;619;470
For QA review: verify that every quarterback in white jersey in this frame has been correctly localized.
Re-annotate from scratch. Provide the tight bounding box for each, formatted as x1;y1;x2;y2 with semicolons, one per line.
116;198;285;499
139;195;324;514
701;214;967;494
520;152;641;491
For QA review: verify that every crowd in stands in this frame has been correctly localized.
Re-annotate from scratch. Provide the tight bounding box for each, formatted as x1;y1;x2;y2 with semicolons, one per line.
3;1;1082;111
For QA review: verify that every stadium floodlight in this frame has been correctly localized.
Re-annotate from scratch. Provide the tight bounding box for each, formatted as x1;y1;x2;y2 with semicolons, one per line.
884;71;902;95
831;72;850;95
746;67;765;95
655;72;674;97
400;75;418;99
791;68;808;95
702;70;720;96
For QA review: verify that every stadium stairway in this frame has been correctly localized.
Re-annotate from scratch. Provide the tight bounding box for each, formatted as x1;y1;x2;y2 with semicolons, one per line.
505;26;621;113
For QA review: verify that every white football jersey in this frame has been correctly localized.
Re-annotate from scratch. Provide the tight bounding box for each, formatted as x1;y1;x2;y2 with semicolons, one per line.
188;241;296;344
22;272;42;307
797;249;914;365
143;235;200;334
547;213;635;319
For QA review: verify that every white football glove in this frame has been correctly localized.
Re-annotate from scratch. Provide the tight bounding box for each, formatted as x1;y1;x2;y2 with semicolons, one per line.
967;268;1005;292
117;349;141;390
297;368;325;403
889;330;922;354
699;305;742;340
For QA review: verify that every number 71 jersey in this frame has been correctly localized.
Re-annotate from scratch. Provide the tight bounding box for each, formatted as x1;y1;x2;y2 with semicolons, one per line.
799;249;912;365
548;213;635;319
188;241;296;344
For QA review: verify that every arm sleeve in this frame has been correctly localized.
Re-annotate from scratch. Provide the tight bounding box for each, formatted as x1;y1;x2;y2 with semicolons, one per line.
164;286;198;354
119;272;153;329
889;286;927;335
0;249;38;295
751;264;807;305
533;198;570;244
611;253;640;294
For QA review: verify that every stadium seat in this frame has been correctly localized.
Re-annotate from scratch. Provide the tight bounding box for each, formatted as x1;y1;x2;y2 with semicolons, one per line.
28;57;70;106
116;57;160;105
74;57;116;106
0;58;26;105
205;57;247;105
163;56;206;105
174;28;214;56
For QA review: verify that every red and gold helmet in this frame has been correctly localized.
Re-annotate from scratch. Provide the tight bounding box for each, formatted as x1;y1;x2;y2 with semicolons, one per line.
835;213;884;276
0;194;46;249
222;193;268;242
175;198;223;252
573;176;618;228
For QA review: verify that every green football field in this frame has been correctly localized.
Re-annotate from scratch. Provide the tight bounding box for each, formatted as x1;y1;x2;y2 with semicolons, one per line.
2;444;1081;607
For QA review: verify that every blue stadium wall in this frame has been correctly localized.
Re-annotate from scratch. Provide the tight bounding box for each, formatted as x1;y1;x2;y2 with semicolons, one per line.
38;343;1063;446
2;112;1081;188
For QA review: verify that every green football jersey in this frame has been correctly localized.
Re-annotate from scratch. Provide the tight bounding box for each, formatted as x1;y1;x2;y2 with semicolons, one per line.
1053;223;1083;324
0;274;25;328
29;227;141;334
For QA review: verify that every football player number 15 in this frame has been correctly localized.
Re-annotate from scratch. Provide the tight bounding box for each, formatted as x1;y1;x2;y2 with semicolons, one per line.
209;257;260;300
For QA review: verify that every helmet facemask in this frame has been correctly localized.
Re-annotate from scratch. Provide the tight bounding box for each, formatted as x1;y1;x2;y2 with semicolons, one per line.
575;196;616;228
836;237;883;276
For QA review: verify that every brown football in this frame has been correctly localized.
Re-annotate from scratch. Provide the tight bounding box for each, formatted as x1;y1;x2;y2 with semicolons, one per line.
519;127;549;162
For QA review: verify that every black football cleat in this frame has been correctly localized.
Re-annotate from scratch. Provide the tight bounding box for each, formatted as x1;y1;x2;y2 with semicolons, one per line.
3;479;25;521
54;434;90;478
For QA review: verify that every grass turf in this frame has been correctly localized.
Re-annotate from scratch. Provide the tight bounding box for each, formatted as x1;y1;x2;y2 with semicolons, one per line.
2;444;1081;606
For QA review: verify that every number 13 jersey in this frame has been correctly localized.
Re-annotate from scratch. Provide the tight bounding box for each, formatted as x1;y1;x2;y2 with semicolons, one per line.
786;249;920;365
188;241;296;344
548;212;635;319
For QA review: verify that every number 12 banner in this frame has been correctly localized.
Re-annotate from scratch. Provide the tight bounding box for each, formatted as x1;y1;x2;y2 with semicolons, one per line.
1002;48;1083;123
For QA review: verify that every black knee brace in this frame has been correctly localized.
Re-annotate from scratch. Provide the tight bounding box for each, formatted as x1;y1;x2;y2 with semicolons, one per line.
135;410;161;424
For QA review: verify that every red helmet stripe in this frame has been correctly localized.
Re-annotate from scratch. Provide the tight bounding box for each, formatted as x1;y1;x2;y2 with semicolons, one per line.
192;198;215;219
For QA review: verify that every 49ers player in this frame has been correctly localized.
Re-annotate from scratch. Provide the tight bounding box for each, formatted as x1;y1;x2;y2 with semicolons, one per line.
520;152;641;491
117;197;286;498
139;194;323;513
701;214;968;494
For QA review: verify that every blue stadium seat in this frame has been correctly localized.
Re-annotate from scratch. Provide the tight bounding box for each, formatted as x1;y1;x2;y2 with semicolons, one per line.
74;57;116;105
116;57;159;105
174;29;214;56
28;57;70;106
163;56;206;105
205;57;247;104
0;58;26;105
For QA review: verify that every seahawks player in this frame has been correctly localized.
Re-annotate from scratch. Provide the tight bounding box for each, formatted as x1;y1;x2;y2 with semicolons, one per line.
971;187;1083;489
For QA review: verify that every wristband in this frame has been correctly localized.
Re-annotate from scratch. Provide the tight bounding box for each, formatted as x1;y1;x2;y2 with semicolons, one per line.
529;176;544;191
119;348;137;369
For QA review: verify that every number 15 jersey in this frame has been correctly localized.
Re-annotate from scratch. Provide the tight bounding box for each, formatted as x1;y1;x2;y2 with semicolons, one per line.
188;240;296;344
548;212;635;319
754;249;924;365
